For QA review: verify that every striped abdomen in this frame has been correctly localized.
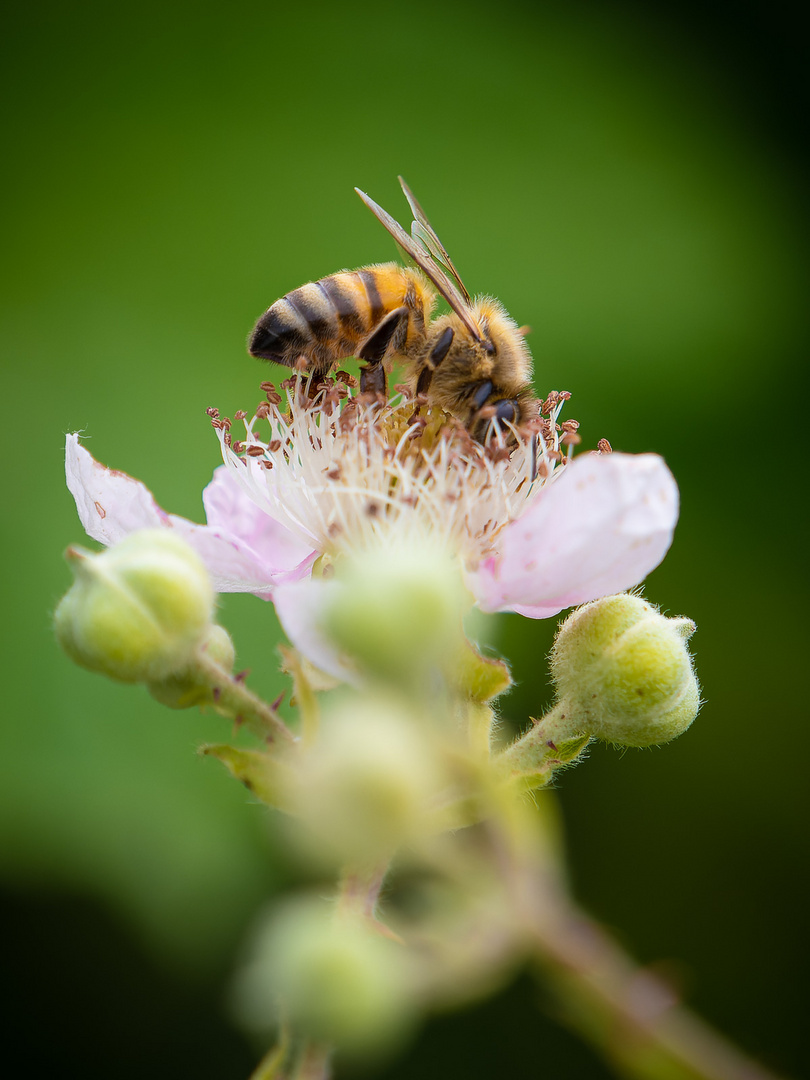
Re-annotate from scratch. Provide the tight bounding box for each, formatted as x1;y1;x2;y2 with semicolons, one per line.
248;263;432;375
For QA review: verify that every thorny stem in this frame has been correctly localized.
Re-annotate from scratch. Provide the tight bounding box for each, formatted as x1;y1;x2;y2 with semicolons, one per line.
192;652;295;746
531;911;783;1080
493;801;783;1080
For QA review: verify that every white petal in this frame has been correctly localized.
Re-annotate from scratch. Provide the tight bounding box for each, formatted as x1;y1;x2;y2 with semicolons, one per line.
468;452;678;617
65;435;316;597
272;579;361;685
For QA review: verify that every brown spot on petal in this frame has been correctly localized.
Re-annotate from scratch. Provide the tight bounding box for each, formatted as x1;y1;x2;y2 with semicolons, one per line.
94;501;106;519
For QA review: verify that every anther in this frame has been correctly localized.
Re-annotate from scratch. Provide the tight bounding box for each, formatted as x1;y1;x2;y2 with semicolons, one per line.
598;438;613;454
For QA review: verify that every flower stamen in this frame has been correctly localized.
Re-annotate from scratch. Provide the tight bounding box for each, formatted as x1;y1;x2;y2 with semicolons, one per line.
213;377;579;569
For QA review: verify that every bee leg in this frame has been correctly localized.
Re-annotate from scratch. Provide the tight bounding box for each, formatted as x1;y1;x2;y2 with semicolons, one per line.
417;326;455;395
470;396;520;443
359;362;387;397
358;306;409;397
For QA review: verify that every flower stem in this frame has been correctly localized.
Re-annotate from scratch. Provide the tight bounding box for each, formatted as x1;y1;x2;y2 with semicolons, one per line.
497;701;590;792
295;1044;332;1080
192;653;295;745
249;1036;332;1080
467;700;496;760
530;907;783;1080
493;797;782;1080
248;1023;290;1080
336;859;402;941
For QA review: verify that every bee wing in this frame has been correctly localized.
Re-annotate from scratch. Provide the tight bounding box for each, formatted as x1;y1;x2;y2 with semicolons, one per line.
355;187;482;343
398;176;472;305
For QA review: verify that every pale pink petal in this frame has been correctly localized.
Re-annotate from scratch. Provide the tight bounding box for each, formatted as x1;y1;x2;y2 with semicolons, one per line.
66;432;170;543
202;466;316;576
65;434;317;598
467;452;678;617
272;579;361;685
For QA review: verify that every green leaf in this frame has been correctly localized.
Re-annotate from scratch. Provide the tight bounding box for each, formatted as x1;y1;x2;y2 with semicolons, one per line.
454;639;512;702
201;743;295;812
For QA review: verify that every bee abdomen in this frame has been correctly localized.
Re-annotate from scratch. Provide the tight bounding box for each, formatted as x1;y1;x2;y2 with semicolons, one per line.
249;271;382;374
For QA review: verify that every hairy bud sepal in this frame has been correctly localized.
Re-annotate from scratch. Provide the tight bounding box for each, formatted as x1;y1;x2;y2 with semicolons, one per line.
551;594;699;748
54;530;214;684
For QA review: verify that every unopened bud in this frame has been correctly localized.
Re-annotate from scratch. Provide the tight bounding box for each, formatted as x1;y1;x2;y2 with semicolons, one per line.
551;594;699;747
54;530;214;683
233;899;413;1055
323;540;467;683
147;624;235;708
293;694;445;863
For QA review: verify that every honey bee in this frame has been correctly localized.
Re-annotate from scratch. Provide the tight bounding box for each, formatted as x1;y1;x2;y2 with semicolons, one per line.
248;178;537;442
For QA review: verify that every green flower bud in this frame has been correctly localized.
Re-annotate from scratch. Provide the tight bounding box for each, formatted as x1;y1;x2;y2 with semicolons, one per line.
54;530;214;684
233;899;414;1056
323;540;467;683
550;594;699;747
147;623;235;708
293;694;445;863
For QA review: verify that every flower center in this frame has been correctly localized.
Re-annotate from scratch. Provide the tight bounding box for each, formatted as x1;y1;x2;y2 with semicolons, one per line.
208;375;579;566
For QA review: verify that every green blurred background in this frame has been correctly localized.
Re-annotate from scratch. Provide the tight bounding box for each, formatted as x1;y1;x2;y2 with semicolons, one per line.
2;0;807;1075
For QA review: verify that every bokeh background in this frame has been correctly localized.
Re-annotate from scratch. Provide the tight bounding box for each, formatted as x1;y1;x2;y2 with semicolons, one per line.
2;0;807;1076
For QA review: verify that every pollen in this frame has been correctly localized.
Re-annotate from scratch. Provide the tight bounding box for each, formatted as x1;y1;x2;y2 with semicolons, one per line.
212;376;578;565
